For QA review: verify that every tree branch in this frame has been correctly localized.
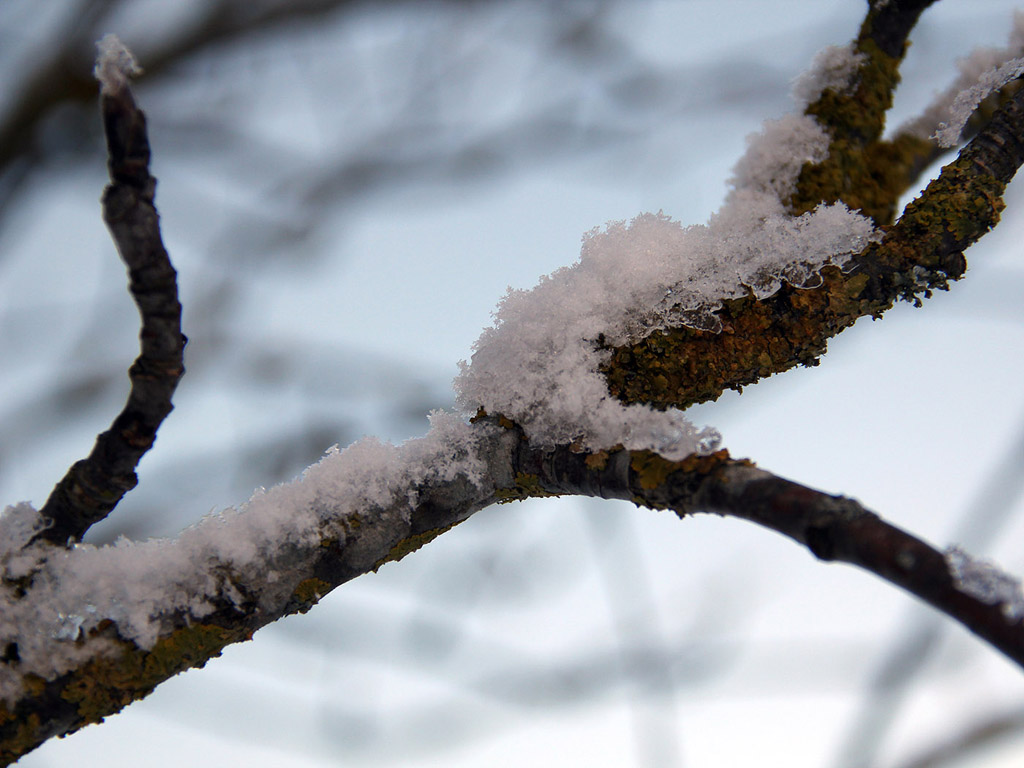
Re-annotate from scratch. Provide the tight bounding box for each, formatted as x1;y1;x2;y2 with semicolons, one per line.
6;420;1023;762
34;45;185;545
506;438;1024;669
0;422;519;763
602;74;1024;412
4;2;1024;763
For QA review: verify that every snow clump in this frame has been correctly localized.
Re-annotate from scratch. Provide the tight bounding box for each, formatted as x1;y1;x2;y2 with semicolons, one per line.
93;34;142;95
456;76;879;458
946;546;1024;622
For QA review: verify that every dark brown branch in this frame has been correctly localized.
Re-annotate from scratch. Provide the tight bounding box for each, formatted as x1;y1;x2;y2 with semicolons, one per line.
834;418;1024;768
34;80;185;545
860;0;938;60
8;420;1023;761
508;438;1024;669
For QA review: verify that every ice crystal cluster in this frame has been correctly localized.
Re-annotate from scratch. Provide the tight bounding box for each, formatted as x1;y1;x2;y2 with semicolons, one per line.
904;12;1024;145
455;57;878;458
93;33;142;95
0;412;492;701
946;546;1024;622
934;55;1024;147
791;43;865;108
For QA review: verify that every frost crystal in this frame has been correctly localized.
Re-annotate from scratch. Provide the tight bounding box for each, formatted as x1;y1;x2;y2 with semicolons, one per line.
946;546;1024;622
934;56;1024;147
0;412;494;702
93;33;142;95
456;77;878;458
791;44;865;107
0;502;46;560
902;13;1024;144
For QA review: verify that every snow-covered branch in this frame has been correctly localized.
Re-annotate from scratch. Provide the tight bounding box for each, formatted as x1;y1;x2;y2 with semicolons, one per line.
0;413;519;762
603;17;1024;413
4;2;1024;763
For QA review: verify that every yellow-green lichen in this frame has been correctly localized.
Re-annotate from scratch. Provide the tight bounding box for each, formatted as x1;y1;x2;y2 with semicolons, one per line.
290;578;331;612
841;272;870;298
791;38;917;223
630;452;676;491
374;520;463;570
0;712;41;767
602;277;861;410
495;472;562;504
631;449;736;493
60;623;239;726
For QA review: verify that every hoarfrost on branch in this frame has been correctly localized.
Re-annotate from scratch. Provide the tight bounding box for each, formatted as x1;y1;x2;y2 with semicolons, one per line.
455;97;878;459
0;411;495;703
934;56;1024;148
21;17;1006;711
902;12;1024;144
93;33;142;95
946;546;1024;623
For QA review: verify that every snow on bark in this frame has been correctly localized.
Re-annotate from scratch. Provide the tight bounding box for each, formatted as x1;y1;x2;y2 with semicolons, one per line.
900;13;1024;145
791;43;865;108
0;27;887;704
0;412;496;703
455;76;878;459
946;546;1024;623
93;34;142;96
934;56;1024;147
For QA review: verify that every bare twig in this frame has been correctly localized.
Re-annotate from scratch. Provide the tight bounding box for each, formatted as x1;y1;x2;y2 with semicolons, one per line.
34;44;185;545
507;440;1024;669
833;420;1024;768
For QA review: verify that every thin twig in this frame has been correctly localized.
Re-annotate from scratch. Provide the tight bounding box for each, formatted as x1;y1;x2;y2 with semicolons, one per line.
35;58;185;545
510;441;1024;669
832;419;1024;768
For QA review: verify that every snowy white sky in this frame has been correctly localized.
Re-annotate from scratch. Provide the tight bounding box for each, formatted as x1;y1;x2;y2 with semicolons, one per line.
3;1;1024;767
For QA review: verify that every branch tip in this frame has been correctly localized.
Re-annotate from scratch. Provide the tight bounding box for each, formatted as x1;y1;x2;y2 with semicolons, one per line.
94;33;142;96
